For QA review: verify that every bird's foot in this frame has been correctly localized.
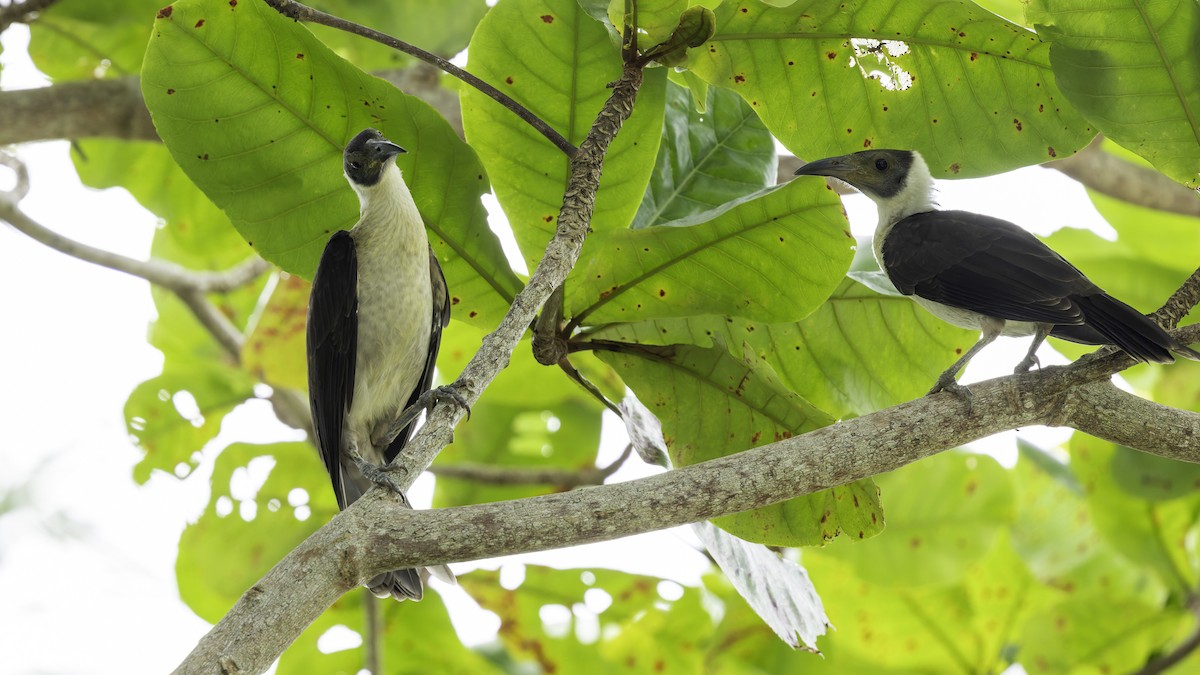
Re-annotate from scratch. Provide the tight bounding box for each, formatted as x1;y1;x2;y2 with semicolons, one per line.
374;384;472;449
927;373;974;411
352;454;408;499
1013;354;1041;374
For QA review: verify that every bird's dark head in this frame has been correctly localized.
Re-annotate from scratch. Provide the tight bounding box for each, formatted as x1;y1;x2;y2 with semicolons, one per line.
344;128;406;187
793;149;918;201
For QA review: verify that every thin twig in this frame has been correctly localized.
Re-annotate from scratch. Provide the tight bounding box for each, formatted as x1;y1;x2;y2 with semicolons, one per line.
261;0;576;157
1131;597;1200;675
362;590;382;675
557;357;621;416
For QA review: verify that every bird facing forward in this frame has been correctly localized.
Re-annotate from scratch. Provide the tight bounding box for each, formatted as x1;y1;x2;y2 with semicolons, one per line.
306;128;455;600
793;149;1199;396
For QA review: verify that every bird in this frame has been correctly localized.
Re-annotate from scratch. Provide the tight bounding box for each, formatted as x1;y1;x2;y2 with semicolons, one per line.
793;149;1199;398
307;128;458;600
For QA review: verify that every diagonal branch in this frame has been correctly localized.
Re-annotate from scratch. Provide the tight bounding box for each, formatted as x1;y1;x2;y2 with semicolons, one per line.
1047;137;1200;218
0;0;60;33
430;444;633;488
261;0;575;156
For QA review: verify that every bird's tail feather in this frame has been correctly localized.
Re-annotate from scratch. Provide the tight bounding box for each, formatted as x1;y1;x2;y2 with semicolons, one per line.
368;569;424;601
1075;294;1181;364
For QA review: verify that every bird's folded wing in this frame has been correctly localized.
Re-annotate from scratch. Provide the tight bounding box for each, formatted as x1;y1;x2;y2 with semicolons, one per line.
307;230;358;509
883;210;1099;325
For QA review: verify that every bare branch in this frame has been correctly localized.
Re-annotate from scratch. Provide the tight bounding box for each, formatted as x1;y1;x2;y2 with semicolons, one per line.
1047;137;1200;218
0;195;267;294
430;444;632;488
171;338;1200;674
262;0;576;156
1066;381;1200;461
0;0;60;33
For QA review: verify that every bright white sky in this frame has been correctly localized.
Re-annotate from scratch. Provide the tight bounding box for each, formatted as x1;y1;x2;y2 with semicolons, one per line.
0;21;1105;674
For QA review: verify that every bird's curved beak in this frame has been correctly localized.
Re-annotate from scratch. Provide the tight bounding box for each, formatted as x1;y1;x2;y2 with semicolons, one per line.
366;138;406;159
793;155;856;180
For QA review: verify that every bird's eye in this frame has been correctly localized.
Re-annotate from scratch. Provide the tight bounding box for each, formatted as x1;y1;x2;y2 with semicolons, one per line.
874;158;888;171
349;161;362;170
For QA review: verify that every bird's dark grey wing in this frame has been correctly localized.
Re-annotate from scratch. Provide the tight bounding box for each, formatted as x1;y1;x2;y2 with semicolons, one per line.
383;248;450;464
883;210;1099;325
307;231;358;510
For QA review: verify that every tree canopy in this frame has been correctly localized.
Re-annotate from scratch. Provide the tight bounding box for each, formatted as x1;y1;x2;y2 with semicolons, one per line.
2;0;1199;673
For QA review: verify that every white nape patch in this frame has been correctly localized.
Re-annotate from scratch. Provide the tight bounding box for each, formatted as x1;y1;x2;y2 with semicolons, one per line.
316;625;362;654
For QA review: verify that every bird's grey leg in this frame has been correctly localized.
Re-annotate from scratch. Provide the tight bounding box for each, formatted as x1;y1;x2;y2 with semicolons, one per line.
346;437;406;496
373;383;472;450
1014;324;1051;373
928;318;1005;404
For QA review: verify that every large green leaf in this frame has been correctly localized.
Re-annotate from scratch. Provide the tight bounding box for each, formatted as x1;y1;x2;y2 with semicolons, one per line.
632;81;776;229
460;0;668;269
597;342;884;546
606;0;688;46
1068;434;1200;596
1019;597;1182;675
28;0;161;80
589;277;975;417
1029;0;1200;187
566;180;852;325
141;0;521;327
802;533;1044;673
176;442;331;622
687;0;1094;176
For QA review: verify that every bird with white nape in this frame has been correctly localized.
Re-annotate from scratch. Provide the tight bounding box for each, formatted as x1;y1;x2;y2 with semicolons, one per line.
793;149;1200;400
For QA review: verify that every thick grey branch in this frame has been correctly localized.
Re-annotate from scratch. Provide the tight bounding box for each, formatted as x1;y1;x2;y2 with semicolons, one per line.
1153;266;1200;329
0;65;461;146
1047;138;1200;218
0;78;157;145
172;347;1200;675
1066;382;1200;459
430;445;632;488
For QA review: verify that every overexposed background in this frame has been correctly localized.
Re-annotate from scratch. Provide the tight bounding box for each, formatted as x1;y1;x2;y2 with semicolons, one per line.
0;22;1098;673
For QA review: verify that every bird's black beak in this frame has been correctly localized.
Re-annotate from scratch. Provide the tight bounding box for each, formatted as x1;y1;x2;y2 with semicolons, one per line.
365;138;406;159
793;155;855;180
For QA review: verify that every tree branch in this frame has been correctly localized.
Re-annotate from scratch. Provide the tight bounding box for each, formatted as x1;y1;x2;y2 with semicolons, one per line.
1066;382;1200;460
0;0;60;33
1047;137;1200;218
261;0;575;156
171;340;1200;674
1153;265;1200;329
430;444;632;488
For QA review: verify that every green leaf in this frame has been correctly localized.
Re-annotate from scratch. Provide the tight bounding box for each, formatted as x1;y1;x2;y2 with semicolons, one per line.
176;442;331;622
1029;0;1200;187
1013;446;1166;606
125;365;257;484
242;273;310;392
607;0;687;46
461;566;680;672
567;180;853;325
590;277;975;417
687;0;1094;176
1019;597;1182;675
460;0;668;269
28;0;161;80
1069;434;1200;595
141;0;521;327
802;533;1043;673
597;342;884;546
632;81;776;229
820;452;1015;587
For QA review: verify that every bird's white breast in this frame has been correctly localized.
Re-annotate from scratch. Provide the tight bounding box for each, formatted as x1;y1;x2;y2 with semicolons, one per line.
347;165;433;461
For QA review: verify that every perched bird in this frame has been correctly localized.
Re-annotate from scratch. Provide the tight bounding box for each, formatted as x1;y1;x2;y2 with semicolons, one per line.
307;128;456;600
793;149;1199;396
